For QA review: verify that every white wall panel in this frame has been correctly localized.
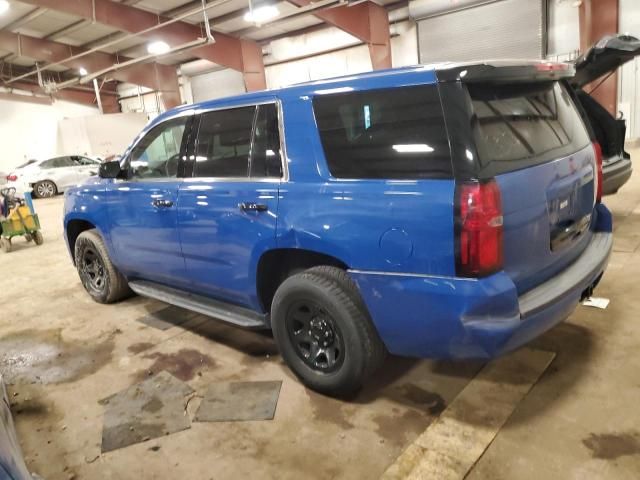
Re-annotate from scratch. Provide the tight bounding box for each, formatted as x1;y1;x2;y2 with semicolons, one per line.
547;0;580;57
189;68;246;103
266;45;372;89
619;0;640;139
0;97;98;172
391;22;419;67
58;113;149;159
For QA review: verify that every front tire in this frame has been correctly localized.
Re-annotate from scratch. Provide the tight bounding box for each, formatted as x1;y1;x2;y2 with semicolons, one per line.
34;180;57;198
75;229;132;304
271;267;386;397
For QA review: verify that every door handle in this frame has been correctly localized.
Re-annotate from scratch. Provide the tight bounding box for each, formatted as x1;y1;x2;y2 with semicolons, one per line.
239;202;268;212
152;199;174;208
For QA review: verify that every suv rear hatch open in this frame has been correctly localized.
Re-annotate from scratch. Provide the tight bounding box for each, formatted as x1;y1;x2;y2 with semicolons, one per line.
571;34;640;193
438;62;598;293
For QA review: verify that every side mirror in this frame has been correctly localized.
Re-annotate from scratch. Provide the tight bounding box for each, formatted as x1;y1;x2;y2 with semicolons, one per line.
98;160;121;179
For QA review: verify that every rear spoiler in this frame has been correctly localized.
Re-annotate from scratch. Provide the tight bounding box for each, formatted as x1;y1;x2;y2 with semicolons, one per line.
435;61;576;84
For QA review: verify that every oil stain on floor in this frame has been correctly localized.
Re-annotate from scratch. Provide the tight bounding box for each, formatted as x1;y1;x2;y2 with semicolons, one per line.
583;431;640;460
0;328;115;384
134;348;216;382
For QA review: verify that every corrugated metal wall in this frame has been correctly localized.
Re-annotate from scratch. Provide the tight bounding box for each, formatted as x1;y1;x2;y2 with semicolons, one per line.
414;0;546;63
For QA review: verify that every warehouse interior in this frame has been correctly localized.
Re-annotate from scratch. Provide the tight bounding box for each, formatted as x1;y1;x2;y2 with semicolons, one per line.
1;0;640;479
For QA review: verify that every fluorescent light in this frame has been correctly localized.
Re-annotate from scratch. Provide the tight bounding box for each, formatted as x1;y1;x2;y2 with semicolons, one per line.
79;67;88;76
147;41;171;55
392;144;435;153
243;5;279;23
0;1;9;15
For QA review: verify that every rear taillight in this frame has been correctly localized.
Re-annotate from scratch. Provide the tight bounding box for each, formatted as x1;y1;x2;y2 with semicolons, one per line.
6;174;17;182
593;141;603;203
455;179;504;278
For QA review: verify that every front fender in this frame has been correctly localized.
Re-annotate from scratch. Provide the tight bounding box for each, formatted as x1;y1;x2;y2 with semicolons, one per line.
63;180;114;261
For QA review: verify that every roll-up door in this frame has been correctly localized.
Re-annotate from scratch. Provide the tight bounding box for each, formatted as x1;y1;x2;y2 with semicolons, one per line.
413;0;546;63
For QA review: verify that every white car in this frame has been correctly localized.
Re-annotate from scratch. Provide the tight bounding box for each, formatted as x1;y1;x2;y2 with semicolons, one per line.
6;156;101;198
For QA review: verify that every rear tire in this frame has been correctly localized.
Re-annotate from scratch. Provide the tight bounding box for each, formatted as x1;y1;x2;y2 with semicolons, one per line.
75;229;132;304
33;231;44;246
271;266;386;397
1;238;11;253
34;180;57;198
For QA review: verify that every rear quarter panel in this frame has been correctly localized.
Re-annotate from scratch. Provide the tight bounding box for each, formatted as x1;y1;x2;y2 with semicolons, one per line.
275;94;456;275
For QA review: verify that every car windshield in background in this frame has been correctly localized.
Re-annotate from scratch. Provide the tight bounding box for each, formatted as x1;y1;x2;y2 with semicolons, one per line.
468;81;591;175
312;85;452;179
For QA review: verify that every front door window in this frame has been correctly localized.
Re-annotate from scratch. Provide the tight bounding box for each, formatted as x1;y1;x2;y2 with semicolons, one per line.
128;118;189;179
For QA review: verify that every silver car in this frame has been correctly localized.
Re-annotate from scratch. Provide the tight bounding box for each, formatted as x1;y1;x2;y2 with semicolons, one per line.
6;156;101;198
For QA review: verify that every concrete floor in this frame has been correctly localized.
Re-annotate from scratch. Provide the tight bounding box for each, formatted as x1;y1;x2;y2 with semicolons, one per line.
1;152;640;479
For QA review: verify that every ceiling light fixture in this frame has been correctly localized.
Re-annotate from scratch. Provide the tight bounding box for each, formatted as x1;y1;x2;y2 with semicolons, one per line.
147;40;171;56
0;1;10;15
243;3;279;24
78;67;88;76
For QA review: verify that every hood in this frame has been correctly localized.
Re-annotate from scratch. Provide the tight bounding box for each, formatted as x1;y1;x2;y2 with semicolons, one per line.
571;34;640;87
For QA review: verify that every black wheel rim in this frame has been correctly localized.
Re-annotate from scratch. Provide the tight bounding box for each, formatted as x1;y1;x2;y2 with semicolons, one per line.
285;300;345;373
79;247;107;295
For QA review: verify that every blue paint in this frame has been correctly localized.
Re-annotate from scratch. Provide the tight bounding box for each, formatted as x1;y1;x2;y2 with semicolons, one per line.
63;64;613;360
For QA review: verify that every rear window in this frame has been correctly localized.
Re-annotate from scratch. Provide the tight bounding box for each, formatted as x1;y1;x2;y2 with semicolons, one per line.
468;81;591;175
312;85;452;179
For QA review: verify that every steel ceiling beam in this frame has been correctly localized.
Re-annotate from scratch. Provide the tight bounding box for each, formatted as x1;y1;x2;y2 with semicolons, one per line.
17;0;267;90
286;0;392;69
0;31;181;109
6;80;120;112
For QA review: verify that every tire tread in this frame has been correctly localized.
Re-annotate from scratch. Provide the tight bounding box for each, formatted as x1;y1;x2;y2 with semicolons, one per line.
75;229;132;304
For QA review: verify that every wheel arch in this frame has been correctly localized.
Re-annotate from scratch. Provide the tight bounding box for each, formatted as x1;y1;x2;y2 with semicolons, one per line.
65;218;97;265
255;248;349;314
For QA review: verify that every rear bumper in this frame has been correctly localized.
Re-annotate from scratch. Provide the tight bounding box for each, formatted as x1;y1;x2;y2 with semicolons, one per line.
602;156;632;195
350;204;613;359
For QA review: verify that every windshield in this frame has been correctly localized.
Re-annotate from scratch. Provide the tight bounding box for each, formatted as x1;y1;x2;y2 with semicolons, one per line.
468;81;591;175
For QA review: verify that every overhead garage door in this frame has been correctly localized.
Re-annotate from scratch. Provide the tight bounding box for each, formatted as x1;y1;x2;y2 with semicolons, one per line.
413;0;546;64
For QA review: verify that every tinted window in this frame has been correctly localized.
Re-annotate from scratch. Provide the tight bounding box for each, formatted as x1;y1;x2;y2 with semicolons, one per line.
51;157;74;168
312;85;452;179
40;159;56;169
194;107;255;178
129;117;188;179
250;104;282;178
72;156;98;166
468;81;590;173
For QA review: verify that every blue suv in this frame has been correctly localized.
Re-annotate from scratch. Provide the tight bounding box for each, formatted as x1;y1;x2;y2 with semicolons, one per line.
64;62;613;396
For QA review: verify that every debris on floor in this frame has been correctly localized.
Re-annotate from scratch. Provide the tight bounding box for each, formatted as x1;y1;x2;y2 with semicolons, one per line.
195;381;282;423
136;306;199;331
100;371;194;453
581;297;610;309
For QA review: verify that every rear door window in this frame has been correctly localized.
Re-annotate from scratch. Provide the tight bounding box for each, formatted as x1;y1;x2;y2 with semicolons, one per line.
194;106;256;178
468;81;591;175
52;157;74;168
312;85;452;179
250;104;282;178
